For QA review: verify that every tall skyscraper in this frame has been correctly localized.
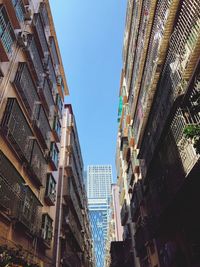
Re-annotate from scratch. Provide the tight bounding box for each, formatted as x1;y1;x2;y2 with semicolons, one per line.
87;165;112;267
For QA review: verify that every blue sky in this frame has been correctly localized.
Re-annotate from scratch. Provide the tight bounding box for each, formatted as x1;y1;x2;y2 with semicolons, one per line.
49;0;127;180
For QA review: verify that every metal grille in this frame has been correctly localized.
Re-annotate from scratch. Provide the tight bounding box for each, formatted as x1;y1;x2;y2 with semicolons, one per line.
1;98;34;162
12;0;25;22
164;0;200;94
49;36;59;66
139;0;172;109
30;140;47;185
0;150;24;188
43;79;54;110
14;63;39;116
47;56;57;92
28;35;44;86
36;105;51;146
39;3;50;28
0;6;15;54
33;13;49;56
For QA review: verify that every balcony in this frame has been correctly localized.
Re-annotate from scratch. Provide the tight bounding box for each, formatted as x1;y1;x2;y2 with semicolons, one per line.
46;55;58;95
120;199;129;226
0;5;15;61
44;173;56;206
13;62;40;116
17;185;41;235
65;154;83;207
171;108;200;175
32;13;49;57
40;213;53;248
52;115;61;141
24;34;45;86
56;93;63;116
39;2;50;30
4;0;25;29
49;142;59;171
0;151;41;235
0;150;24;216
128;126;135;147
63;206;83;251
1;98;34;163
28;140;47;186
127;163;134;187
32;103;51;149
131;192;139;223
39;78;55;114
63;177;83;228
49;36;60;67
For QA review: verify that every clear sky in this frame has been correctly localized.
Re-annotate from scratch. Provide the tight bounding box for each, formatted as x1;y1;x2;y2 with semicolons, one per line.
49;0;127;180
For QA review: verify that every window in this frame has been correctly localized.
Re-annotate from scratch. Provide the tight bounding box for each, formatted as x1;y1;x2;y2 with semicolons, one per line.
0;6;15;58
45;173;56;206
41;213;53;245
50;142;59;170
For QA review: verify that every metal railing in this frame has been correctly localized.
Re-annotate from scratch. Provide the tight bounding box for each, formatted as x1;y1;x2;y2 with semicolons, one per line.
1;98;34;162
14;63;39;116
171;108;199;175
33;13;49;56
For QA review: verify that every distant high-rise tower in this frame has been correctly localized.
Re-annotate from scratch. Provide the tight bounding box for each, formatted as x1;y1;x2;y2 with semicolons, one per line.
87;165;112;267
87;165;112;199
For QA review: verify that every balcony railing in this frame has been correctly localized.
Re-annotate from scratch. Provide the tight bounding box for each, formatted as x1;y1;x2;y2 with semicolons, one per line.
0;5;15;61
44;173;56;206
32;13;49;57
25;34;45;86
40;78;55;114
49;142;59;171
52;115;61;141
0;151;41;235
120;200;129;226
63;207;83;251
40;213;53;248
39;3;50;29
13;63;40;116
63;177;83;228
46;55;57;94
29;140;47;186
1;98;34;163
65;154;83;207
4;0;25;29
49;36;60;67
11;0;25;22
171;108;199;175
32;103;51;149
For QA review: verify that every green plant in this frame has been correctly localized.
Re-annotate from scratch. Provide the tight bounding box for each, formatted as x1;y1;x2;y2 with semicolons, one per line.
184;124;200;154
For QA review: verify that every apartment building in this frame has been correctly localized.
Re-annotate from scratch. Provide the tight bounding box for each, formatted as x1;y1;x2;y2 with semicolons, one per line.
54;104;94;267
0;0;68;266
116;0;200;267
105;184;123;267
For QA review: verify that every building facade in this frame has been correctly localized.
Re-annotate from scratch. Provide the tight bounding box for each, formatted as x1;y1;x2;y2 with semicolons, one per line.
87;165;112;267
0;0;68;266
115;0;200;267
54;104;94;267
105;184;123;267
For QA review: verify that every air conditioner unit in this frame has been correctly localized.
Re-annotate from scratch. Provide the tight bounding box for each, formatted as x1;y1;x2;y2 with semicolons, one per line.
17;31;29;48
